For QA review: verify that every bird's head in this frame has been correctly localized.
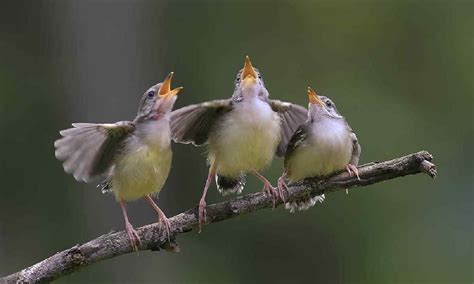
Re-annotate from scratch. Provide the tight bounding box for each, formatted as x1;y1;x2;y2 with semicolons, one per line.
233;56;268;100
136;72;183;121
307;87;342;120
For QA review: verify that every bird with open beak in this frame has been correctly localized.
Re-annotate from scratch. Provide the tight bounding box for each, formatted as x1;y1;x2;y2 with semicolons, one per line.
277;87;361;212
54;73;183;250
170;56;307;230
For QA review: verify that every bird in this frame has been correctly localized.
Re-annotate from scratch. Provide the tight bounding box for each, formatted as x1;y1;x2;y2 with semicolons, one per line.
54;73;183;250
170;56;307;230
277;87;361;212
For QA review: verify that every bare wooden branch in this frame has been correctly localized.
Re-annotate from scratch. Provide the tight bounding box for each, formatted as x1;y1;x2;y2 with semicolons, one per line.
1;150;436;284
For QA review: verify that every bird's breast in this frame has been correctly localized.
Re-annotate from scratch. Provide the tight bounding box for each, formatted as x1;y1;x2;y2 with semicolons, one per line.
209;99;281;176
287;119;352;181
111;120;172;201
137;119;172;148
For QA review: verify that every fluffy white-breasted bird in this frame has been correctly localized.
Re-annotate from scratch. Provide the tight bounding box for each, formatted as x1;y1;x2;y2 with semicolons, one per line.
278;87;361;212
170;56;307;230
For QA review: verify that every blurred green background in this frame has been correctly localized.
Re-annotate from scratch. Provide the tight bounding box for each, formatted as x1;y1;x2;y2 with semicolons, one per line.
1;1;472;283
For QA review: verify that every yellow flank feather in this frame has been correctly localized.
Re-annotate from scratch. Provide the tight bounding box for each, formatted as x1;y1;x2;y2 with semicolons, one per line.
208;97;281;177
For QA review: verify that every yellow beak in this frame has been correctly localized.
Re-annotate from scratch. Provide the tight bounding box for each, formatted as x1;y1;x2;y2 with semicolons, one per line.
307;87;324;106
242;55;257;79
159;72;183;97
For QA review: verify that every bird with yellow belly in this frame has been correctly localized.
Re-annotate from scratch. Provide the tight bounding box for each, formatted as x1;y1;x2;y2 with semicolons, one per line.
54;73;182;250
170;56;308;231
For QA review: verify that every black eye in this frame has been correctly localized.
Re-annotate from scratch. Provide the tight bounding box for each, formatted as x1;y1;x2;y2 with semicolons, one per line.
236;77;241;82
258;74;262;79
325;101;332;107
147;91;155;98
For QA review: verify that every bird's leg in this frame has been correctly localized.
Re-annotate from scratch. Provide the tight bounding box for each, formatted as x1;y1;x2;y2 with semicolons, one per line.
345;164;360;180
277;171;290;202
119;199;140;251
251;170;278;209
144;195;171;242
199;167;216;233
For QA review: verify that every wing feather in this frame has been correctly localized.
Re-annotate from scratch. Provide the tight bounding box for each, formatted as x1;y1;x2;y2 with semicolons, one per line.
349;132;361;166
269;100;308;157
170;100;233;146
54;121;135;182
283;123;311;168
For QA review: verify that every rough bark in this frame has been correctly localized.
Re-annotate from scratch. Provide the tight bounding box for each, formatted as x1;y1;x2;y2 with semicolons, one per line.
1;151;437;283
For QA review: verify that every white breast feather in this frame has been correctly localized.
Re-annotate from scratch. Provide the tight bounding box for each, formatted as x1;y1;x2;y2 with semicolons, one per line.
287;119;352;181
209;98;281;176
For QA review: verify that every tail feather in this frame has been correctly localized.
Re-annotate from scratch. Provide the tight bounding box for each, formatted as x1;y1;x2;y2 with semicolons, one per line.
216;174;246;196
284;194;325;213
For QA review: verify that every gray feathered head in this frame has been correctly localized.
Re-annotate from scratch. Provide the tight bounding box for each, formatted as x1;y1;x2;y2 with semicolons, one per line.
307;87;342;120
232;56;268;100
136;72;183;122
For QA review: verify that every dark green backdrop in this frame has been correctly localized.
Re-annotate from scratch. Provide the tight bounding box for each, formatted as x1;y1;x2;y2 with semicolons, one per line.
1;1;472;283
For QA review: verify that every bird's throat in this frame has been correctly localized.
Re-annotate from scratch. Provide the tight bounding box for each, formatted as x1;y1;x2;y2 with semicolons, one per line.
240;80;259;98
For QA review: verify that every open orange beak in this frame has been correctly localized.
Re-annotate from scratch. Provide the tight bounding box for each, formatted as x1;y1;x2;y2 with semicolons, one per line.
241;55;257;80
307;87;324;106
159;72;183;97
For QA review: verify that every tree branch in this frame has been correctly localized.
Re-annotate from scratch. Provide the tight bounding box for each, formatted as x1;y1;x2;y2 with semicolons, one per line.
1;150;437;284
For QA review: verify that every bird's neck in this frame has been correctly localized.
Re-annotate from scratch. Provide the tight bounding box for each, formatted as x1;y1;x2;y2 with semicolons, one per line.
233;84;268;102
136;119;171;148
310;116;349;138
311;111;343;123
241;83;260;97
235;95;271;114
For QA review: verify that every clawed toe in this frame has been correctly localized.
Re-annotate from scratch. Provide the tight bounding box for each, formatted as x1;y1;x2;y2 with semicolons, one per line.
262;184;278;209
346;164;360;180
198;199;207;233
159;216;172;242
125;222;141;251
277;177;289;202
251;170;278;209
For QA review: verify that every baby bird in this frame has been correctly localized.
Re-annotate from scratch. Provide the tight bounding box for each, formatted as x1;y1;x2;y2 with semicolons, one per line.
54;73;182;249
277;87;361;212
170;56;307;230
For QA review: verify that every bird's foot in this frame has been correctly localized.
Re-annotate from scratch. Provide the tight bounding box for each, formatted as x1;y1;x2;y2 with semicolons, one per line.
261;182;278;209
251;170;278;209
143;195;172;242
277;176;290;202
125;221;141;251
198;198;207;233
158;213;172;243
346;164;360;180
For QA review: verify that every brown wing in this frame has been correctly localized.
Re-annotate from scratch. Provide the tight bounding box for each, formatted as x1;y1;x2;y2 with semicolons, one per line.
170;99;233;146
269;100;308;157
54;121;135;182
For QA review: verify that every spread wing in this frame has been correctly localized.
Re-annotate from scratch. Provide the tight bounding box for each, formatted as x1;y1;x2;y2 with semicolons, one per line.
269;100;308;157
170;99;233;146
54;121;135;182
349;131;361;166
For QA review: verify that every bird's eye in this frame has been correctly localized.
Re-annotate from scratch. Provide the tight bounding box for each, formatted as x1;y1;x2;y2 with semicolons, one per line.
325;101;332;108
258;74;262;79
236;77;241;82
147;91;155;98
